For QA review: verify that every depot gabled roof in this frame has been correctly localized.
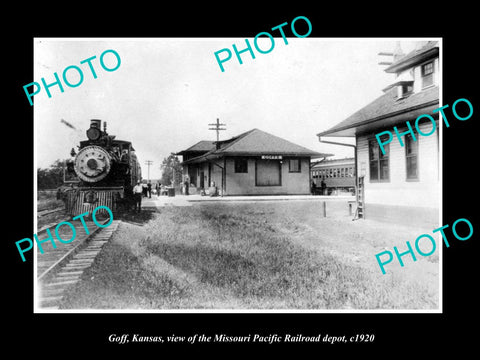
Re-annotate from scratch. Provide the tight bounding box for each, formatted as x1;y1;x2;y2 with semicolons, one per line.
182;128;331;164
317;85;439;137
176;140;215;156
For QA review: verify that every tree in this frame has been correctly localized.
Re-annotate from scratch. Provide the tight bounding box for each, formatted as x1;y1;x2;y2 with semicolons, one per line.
160;154;182;186
37;159;66;190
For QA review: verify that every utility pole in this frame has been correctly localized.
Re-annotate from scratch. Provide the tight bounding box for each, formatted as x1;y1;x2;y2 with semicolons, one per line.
145;160;153;181
208;118;226;145
170;153;177;186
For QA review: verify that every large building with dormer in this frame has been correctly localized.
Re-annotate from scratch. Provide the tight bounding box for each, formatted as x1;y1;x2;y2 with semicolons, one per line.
317;41;440;227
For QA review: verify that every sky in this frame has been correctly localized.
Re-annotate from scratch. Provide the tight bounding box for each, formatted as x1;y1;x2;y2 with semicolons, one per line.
34;38;419;180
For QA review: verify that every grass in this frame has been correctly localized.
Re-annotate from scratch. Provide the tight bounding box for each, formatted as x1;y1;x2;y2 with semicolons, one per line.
37;190;68;229
37;190;71;232
37;190;64;212
61;202;439;310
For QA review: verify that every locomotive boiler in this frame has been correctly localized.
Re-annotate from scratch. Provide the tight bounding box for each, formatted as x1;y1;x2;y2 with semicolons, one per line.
63;119;141;215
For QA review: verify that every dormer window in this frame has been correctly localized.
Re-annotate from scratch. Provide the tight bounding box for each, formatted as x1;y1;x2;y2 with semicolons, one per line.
383;69;415;100
421;61;434;88
397;83;413;99
401;84;413;94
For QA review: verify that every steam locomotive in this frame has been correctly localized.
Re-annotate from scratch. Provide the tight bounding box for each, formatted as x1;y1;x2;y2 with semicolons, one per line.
62;119;141;215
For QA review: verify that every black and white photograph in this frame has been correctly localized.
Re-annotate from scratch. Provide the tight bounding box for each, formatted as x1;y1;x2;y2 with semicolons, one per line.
6;7;478;354
33;38;441;312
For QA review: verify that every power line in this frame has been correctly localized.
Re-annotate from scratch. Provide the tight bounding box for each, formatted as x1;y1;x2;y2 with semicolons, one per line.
145;160;153;181
208;118;226;143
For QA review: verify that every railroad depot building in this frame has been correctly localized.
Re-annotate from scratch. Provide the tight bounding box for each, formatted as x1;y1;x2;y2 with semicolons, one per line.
317;41;440;226
177;128;330;196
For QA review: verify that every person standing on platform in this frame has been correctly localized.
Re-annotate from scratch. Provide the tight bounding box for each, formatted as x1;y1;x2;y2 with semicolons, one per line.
147;181;152;198
321;179;327;195
133;180;143;213
184;177;189;196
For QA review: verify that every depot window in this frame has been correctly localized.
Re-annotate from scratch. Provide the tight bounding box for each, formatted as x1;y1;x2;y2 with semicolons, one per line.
289;158;301;173
369;138;390;182
234;158;248;173
405;134;419;180
421;61;434;88
401;83;413;96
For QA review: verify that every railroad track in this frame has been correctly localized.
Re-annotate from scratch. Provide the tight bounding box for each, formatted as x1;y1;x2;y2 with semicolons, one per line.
36;219;120;310
38;207;65;218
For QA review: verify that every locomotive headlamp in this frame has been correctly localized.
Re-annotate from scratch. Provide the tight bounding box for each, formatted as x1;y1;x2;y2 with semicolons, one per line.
87;119;102;140
87;126;101;141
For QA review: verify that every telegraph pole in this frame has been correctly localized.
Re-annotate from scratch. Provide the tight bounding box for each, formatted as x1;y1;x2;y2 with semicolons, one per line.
170;153;177;186
145;160;153;181
208;118;226;143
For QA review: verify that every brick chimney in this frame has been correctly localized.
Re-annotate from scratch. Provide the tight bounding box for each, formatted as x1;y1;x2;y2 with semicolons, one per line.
393;41;404;62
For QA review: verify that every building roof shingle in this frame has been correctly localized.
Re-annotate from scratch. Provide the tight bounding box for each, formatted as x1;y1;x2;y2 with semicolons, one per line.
182;128;331;164
317;85;439;137
176;140;215;155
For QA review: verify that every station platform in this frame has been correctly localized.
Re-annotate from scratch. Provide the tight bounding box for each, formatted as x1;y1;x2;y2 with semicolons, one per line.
140;194;355;209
